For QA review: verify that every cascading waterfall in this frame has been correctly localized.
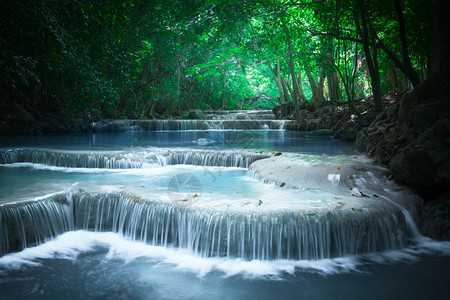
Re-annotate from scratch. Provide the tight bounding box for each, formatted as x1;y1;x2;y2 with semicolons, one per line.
352;173;423;240
0;191;410;260
0;193;73;256
1;111;448;300
159;150;270;167
203;110;276;120
0;110;428;273
0;149;151;169
90;119;290;132
89;111;288;132
379;194;422;240
0;148;270;168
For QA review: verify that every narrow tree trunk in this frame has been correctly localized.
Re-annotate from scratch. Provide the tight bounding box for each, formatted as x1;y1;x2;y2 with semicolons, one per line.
317;74;325;101
280;77;291;103
282;77;295;101
356;0;382;110
296;69;306;102
220;70;227;109
393;0;421;87
267;61;283;104
277;58;283;102
430;0;450;85
306;70;325;102
327;70;341;104
284;25;302;121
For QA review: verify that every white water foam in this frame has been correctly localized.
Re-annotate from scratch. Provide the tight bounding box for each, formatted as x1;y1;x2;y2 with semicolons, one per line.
0;163;244;174
1;231;449;279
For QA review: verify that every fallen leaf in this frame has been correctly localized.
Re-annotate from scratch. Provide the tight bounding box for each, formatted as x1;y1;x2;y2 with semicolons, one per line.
352;207;363;211
337;166;341;171
191;193;198;199
274;152;282;156
373;194;379;198
306;211;317;216
360;191;370;198
258;200;263;206
280;182;286;187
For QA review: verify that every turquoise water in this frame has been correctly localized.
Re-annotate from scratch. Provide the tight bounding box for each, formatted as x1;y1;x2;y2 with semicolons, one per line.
0;130;352;153
0;231;449;300
1;130;449;299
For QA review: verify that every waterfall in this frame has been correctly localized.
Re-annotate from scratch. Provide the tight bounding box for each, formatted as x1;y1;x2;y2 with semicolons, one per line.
379;195;422;240
203;110;276;120
351;172;423;241
158;150;270;168
0;112;424;263
1;192;411;260
0;193;73;256
90;119;291;132
1;148;270;168
0;149;152;169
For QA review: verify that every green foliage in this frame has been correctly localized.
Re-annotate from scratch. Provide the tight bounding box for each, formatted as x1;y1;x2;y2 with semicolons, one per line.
0;0;434;133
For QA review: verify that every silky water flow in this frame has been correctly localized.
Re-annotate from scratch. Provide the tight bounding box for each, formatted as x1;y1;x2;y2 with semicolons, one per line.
0;110;449;299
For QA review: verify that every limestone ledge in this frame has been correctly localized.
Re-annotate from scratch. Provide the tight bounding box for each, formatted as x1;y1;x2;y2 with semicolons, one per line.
248;155;423;212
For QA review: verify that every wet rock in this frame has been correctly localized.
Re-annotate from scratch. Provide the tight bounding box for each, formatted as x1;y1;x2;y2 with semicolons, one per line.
307;129;334;136
272;102;295;119
186;109;206;120
389;118;450;188
420;192;450;241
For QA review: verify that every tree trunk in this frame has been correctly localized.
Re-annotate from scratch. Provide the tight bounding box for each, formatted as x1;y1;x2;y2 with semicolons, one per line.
317;74;325;100
280;77;291;103
393;0;421;87
296;69;306;102
267;61;283;104
356;0;382;110
282;77;295;101
220;70;227;109
306;69;325;102
277;58;284;103
284;27;299;103
327;70;341;104
284;25;302;121
386;62;403;92
430;0;450;86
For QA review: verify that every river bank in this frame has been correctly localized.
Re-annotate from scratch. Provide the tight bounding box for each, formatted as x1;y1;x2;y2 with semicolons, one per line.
272;84;450;240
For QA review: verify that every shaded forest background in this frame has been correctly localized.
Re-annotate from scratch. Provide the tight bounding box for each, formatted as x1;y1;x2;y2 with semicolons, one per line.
0;0;437;134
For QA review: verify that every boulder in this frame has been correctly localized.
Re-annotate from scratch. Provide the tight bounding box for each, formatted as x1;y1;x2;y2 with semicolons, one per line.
272;102;295;119
389;118;450;188
420;192;450;240
186;109;206;120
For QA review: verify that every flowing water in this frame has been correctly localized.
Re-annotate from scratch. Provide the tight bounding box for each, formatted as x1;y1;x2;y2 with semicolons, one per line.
0;110;449;299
